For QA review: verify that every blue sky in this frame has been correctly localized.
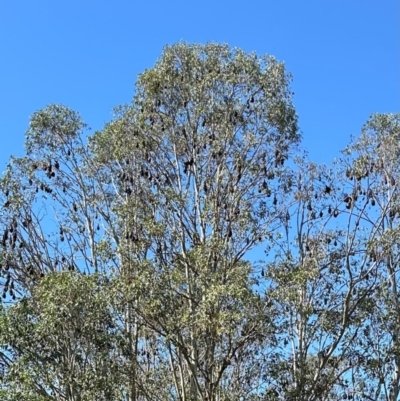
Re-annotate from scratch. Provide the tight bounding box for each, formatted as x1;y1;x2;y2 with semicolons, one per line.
0;0;398;169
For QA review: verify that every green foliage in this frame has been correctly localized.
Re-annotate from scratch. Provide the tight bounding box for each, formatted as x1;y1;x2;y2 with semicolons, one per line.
0;272;123;400
25;104;87;155
0;42;399;401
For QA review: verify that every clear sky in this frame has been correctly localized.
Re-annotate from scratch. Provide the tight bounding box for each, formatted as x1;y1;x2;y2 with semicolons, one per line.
0;0;398;169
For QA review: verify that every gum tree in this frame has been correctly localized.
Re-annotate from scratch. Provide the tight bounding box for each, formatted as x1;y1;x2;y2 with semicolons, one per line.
339;113;400;401
261;113;400;401
88;42;300;400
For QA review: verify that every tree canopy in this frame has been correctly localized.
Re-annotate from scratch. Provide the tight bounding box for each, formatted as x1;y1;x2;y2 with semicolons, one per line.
0;42;399;401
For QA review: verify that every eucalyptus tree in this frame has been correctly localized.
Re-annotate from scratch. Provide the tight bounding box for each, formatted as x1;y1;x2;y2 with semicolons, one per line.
261;113;400;401
0;105;132;400
89;42;300;401
337;113;400;401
